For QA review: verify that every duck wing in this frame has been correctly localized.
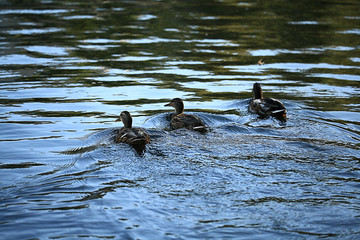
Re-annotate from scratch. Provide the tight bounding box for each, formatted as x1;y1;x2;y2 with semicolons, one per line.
131;128;150;145
262;98;286;114
260;98;287;121
249;98;287;121
115;128;150;145
171;113;207;132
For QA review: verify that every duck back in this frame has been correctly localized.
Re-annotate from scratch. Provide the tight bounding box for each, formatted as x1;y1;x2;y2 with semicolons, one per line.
170;113;207;132
115;127;150;146
249;98;286;120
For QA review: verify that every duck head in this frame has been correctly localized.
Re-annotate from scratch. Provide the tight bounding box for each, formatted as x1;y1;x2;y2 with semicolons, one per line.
116;111;133;128
164;98;184;115
253;82;263;99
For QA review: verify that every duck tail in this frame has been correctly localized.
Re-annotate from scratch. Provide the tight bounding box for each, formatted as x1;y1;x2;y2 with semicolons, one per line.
193;125;207;133
271;109;286;114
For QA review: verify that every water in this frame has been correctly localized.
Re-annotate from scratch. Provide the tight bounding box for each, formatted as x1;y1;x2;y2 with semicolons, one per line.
0;0;359;239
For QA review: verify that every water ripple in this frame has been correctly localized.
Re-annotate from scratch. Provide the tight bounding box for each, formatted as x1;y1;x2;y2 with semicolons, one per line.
0;0;360;239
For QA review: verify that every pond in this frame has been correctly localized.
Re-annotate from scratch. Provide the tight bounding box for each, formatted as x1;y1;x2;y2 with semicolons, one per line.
0;0;359;239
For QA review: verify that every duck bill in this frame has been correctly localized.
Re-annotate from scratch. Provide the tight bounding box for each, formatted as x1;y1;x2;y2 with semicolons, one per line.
164;103;171;107
115;117;122;122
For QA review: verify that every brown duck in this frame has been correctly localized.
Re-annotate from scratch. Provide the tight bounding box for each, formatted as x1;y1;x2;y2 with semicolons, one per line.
115;111;150;147
249;83;287;121
164;98;207;132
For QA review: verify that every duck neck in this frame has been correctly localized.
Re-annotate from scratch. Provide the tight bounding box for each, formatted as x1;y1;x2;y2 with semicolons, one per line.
123;117;132;128
253;84;263;99
174;102;184;115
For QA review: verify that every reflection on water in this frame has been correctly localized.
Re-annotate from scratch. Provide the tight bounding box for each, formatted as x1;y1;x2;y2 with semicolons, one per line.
0;0;359;239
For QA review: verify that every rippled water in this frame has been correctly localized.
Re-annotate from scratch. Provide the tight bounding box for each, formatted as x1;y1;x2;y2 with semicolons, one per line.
1;0;360;239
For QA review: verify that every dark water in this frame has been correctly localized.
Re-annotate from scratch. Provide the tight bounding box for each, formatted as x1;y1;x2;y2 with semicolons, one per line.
1;0;360;239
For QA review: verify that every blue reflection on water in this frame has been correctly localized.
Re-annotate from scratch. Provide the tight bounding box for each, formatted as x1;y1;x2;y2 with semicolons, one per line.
0;0;359;239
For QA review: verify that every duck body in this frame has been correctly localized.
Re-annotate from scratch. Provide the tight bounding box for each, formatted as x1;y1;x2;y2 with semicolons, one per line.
115;111;150;147
249;83;287;121
115;127;150;146
164;98;207;133
169;113;206;132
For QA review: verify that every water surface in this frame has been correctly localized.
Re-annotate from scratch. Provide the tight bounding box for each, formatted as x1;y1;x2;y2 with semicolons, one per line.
0;0;359;239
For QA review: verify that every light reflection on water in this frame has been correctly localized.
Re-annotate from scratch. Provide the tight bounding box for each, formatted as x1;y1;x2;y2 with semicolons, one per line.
0;0;359;239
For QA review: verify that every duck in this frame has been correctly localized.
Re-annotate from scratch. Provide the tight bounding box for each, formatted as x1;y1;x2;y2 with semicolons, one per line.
164;98;207;132
115;111;150;147
249;82;287;121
